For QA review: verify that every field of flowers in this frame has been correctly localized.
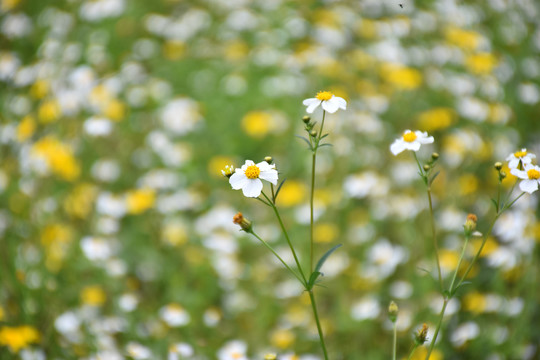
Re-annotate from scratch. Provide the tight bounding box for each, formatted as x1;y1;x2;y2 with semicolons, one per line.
1;0;539;359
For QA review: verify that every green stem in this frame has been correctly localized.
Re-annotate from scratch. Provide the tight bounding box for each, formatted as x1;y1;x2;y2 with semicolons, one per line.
309;290;329;360
424;298;448;360
407;344;419;360
250;231;304;284
309;110;326;273
427;188;443;291
262;191;307;285
448;234;471;295
392;321;398;360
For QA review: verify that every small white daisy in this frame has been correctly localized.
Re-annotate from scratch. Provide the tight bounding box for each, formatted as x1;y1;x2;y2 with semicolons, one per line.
159;303;190;327
510;164;540;194
302;91;347;114
229;160;278;198
390;130;434;155
506;148;535;170
217;340;248;360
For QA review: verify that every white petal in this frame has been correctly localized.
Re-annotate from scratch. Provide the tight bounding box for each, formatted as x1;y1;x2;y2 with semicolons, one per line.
390;140;406;155
256;161;274;172
508;159;519;169
303;98;319;106
229;172;248;190
529;154;536;159
242;179;263;197
510;168;528;179
418;136;434;144
522;156;533;164
332;96;347;110
519;179;538;194
404;141;421;151
259;168;278;185
321;99;339;113
506;153;515;161
306;100;321;114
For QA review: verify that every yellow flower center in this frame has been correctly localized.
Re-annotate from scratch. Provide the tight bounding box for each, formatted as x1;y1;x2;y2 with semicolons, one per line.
527;169;540;180
403;131;417;142
244;165;260;179
514;150;527;158
231;352;243;359
316;91;333;101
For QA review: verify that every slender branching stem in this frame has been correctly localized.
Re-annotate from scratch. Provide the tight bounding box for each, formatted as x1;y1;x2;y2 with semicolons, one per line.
309;290;329;360
407;344;419;360
392;321;398;360
424;298;448;360
250;231;304;284
262;191;307;285
448;233;471;294
412;152;443;290
309;110;326;272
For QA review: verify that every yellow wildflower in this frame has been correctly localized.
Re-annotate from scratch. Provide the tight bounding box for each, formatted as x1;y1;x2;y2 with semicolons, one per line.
314;223;339;243
16;115;36;142
380;63;422;90
416;108;456;132
445;26;481;51
241;111;273;138
270;329;295;349
465;53;498;75
163;40;186;60
126;188;155;214
38;100;61;123
81;286;106;306
276;180;306;207
0;325;40;353
31;137;80;181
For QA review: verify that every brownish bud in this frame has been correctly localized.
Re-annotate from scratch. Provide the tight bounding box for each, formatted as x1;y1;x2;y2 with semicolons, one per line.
233;212;252;233
415;323;429;345
464;213;477;234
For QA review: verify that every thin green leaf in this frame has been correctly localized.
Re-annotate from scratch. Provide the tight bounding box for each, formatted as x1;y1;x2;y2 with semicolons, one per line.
254;197;271;206
294;135;313;150
318;143;333;148
274;178;287;200
490;198;498;210
429;170;440;185
320;133;329;140
307;271;322;290
314;244;342;273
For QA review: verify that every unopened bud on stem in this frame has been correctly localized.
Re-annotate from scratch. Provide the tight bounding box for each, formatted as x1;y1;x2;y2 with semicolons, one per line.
464;213;477;235
494;162;503;171
264;156;273;164
310;130;317;137
264;354;277;360
233;212;252;233
415;323;429;345
423;164;430;172
302;115;311;123
388;301;399;323
431;152;439;160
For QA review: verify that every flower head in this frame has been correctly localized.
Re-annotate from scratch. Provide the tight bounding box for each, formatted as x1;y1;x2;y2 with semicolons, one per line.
415;323;429;345
506;148;535;170
511;163;540;194
229;160;278;197
390;130;434;155
232;212;252;233
302;91;347;114
221;164;235;178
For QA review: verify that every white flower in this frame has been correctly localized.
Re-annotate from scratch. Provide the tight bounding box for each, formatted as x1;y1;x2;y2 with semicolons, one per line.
159;303;190;327
217;340;248;360
506;148;535;170
390;130;434;155
510;164;540;194
229;160;278;198
302;91;347;114
126;342;152;359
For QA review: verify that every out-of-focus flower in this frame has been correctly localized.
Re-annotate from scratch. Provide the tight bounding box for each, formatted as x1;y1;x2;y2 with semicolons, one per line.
126;188;155;214
217;340;248;360
506;149;535;170
160;303;190;327
511;164;540;194
303;91;346;114
415;323;429;345
390;130;434;155
229;160;278;198
80;285;106;306
0;325;40;353
221;164;235;178
168;343;194;360
126;342;152;359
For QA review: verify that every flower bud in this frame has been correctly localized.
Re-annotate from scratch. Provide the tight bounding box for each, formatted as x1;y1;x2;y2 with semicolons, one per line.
464;213;477;235
423;164;430;172
500;171;507;180
233;212;252;233
388;301;399;323
310;130;317;137
494;162;503;171
415;323;429;345
302;115;311;123
221;165;235;178
264;156;273;164
431;153;439;160
264;354;277;360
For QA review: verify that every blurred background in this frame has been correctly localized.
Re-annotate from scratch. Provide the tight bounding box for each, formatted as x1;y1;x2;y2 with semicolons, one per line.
0;0;539;359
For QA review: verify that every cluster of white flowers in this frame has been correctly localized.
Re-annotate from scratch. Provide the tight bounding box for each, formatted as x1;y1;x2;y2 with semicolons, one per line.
508;149;539;194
